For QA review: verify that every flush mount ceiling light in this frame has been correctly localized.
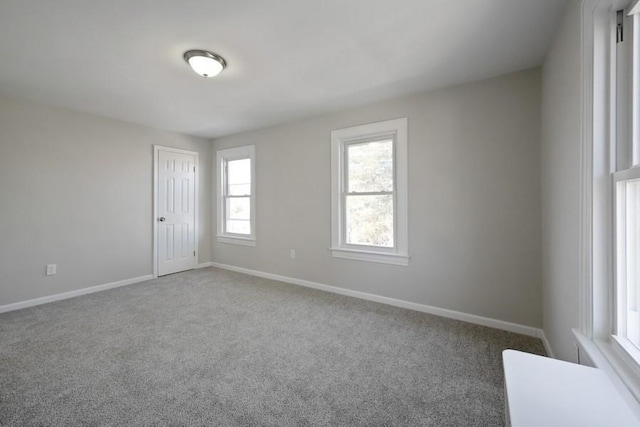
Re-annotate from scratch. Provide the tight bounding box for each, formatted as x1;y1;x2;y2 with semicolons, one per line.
183;50;226;78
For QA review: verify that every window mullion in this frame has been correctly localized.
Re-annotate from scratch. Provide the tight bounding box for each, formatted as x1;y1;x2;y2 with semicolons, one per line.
346;191;393;196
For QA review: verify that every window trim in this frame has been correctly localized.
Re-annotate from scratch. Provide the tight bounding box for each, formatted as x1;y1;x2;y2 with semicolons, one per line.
216;145;256;246
578;0;640;407
330;118;409;266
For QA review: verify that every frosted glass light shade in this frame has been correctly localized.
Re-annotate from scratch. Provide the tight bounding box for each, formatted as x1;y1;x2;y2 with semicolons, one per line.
183;50;226;78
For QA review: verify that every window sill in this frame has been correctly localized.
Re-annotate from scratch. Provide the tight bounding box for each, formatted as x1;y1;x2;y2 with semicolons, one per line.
573;329;640;418
216;235;256;247
329;247;409;266
611;335;640;376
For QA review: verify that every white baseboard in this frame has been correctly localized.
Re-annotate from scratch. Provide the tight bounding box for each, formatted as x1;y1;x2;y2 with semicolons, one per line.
0;275;153;314
1;262;547;346
539;329;556;358
210;261;543;338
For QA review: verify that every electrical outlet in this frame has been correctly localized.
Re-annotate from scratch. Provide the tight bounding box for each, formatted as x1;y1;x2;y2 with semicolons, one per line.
290;249;296;259
46;264;56;276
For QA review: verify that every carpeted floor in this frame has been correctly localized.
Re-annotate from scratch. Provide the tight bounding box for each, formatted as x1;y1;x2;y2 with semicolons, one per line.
0;267;545;426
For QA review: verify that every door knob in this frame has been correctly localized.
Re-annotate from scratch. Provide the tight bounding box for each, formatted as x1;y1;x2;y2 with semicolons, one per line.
159;217;166;222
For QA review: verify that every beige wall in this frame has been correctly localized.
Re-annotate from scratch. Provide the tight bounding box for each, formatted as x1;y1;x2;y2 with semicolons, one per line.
540;0;581;361
213;68;543;328
0;95;212;306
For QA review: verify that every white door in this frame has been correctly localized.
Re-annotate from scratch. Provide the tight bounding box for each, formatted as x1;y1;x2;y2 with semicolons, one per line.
157;149;196;276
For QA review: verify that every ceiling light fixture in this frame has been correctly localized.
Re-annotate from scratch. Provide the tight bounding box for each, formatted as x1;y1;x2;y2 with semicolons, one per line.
183;50;226;78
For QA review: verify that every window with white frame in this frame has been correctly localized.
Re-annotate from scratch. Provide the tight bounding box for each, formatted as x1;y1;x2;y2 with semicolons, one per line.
330;118;409;266
580;0;640;399
216;145;255;246
614;1;640;365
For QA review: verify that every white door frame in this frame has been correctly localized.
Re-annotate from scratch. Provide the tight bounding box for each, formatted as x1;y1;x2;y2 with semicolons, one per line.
153;145;199;278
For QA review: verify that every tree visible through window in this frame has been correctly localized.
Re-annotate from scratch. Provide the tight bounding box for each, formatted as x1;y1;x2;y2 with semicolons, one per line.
330;118;408;266
345;140;394;247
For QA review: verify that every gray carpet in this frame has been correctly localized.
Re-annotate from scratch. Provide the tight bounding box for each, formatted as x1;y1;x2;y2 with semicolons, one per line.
0;267;545;426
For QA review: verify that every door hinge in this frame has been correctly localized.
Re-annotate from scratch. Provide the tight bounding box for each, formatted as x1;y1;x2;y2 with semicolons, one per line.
193;166;196;172
193;251;196;256
617;10;624;43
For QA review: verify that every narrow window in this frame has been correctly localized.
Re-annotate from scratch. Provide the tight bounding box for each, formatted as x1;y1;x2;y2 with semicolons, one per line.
577;0;640;399
331;118;409;265
216;145;256;246
612;4;640;367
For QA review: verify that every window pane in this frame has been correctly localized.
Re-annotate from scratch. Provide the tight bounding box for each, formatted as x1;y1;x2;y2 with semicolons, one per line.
227;197;250;220
346;194;393;247
347;140;393;193
228;183;250;196
226;219;250;235
227;158;251;196
626;179;640;348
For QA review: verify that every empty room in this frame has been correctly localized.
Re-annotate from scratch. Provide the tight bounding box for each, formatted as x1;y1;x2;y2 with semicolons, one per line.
2;0;640;425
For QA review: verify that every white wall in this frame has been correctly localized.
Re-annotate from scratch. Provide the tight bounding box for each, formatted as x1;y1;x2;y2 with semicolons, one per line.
213;68;543;328
540;0;581;361
0;95;212;306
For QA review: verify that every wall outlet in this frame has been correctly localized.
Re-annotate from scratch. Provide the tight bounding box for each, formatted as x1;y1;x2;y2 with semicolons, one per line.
46;264;57;276
290;249;296;259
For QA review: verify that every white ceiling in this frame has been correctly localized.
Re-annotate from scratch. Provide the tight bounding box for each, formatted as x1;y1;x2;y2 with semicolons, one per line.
0;0;568;138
